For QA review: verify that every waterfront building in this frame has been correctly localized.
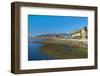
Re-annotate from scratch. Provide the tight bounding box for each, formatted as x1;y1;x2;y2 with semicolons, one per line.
41;27;88;40
69;27;88;39
81;27;88;39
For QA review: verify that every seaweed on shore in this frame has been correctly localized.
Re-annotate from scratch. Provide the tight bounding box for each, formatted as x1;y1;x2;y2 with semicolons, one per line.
40;43;88;59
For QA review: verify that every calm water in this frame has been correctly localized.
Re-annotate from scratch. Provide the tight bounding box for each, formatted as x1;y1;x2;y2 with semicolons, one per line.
28;39;54;61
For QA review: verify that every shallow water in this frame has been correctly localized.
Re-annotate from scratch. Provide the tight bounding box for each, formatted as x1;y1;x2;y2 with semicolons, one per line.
28;39;54;61
28;38;88;61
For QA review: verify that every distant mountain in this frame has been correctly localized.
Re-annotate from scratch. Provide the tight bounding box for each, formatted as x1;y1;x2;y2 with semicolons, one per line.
36;33;68;37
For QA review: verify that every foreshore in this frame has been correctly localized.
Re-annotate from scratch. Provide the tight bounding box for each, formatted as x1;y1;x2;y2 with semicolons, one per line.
32;37;87;48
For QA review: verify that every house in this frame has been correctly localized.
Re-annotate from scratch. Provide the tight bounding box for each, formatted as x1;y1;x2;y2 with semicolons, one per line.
68;27;88;39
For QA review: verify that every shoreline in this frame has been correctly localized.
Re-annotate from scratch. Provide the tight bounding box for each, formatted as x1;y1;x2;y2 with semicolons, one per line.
31;37;88;48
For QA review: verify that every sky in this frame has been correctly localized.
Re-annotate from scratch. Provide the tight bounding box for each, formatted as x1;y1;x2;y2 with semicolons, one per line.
28;15;88;37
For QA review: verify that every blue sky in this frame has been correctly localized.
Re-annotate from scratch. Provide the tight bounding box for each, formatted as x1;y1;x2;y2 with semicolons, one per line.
28;15;88;37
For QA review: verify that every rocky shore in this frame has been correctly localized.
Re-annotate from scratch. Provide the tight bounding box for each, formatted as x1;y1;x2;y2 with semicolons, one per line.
32;37;88;48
